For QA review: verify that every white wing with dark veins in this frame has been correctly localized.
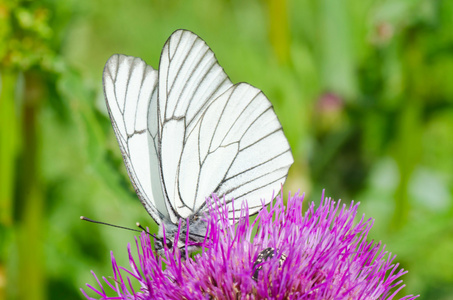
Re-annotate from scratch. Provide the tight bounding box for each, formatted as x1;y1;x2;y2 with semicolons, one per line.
157;30;293;220
103;54;168;223
187;83;293;218
157;30;233;221
103;30;294;227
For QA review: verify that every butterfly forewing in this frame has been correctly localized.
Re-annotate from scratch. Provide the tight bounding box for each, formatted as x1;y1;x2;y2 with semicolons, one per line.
103;54;167;223
158;30;233;219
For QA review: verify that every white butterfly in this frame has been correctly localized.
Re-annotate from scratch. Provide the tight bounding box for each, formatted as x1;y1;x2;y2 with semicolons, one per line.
103;29;293;253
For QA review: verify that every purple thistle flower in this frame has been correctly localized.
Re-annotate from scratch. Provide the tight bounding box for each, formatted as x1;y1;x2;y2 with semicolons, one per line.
81;191;419;299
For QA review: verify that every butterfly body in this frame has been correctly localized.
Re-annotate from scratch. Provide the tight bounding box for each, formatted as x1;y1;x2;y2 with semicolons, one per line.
103;30;293;253
156;213;208;255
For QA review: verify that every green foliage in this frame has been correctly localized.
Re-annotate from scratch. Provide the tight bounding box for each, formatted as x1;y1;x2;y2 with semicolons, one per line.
1;0;452;298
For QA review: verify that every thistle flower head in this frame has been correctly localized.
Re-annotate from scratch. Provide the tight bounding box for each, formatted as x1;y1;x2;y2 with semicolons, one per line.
82;191;418;299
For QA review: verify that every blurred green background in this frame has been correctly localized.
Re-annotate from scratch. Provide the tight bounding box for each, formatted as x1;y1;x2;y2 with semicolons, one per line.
1;0;453;299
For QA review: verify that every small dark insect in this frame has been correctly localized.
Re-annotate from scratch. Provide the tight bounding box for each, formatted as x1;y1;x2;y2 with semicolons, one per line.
252;247;287;281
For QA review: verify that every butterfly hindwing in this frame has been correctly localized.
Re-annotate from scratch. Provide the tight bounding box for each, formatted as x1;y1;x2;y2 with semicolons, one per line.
192;83;294;218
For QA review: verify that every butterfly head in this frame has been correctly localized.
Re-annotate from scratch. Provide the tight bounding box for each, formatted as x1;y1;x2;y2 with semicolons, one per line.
155;213;208;257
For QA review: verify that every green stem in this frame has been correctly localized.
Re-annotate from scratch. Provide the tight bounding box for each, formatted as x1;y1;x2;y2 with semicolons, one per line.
17;71;46;300
0;69;20;227
392;101;421;229
0;68;20;300
267;0;291;65
390;36;422;229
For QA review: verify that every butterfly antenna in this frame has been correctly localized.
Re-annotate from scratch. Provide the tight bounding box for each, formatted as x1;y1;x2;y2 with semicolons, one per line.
80;216;142;233
80;217;173;249
80;216;165;240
